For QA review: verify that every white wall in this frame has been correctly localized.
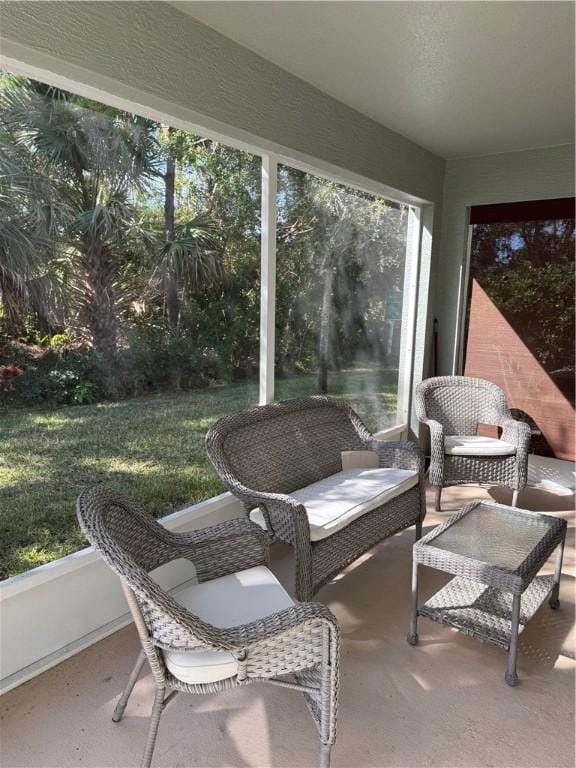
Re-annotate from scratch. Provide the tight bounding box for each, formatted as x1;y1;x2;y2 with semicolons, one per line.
435;144;575;375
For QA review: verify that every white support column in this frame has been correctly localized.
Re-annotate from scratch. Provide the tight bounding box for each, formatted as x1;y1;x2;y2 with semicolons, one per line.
396;206;423;426
259;155;278;405
453;216;473;375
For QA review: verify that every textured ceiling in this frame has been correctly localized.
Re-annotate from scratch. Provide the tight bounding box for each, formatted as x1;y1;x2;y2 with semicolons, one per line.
173;1;575;158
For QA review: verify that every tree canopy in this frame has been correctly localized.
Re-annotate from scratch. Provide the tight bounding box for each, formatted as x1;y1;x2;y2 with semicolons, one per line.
0;72;408;406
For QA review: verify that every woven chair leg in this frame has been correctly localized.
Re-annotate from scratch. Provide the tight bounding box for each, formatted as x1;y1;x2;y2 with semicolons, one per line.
549;537;565;609
316;625;338;768
415;519;422;541
141;686;165;768
295;548;315;602
320;743;331;768
112;650;146;723
505;595;521;687
434;487;442;512
512;489;519;507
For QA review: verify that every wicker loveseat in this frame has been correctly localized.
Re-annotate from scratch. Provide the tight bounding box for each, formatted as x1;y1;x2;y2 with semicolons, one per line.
206;396;425;601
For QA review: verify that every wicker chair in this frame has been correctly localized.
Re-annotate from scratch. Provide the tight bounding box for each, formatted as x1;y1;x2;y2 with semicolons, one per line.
415;376;531;510
76;486;340;768
205;396;425;602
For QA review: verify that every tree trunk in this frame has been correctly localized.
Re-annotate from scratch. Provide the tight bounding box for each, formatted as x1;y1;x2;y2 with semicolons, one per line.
82;242;118;361
0;275;26;339
318;264;334;394
164;132;178;327
165;272;179;329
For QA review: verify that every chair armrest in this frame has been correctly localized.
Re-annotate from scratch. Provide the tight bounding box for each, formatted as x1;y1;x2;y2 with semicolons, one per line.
367;439;424;475
221;601;338;649
217;478;311;542
166;518;271;582
419;417;445;447
150;592;337;661
501;418;531;453
418;417;445;488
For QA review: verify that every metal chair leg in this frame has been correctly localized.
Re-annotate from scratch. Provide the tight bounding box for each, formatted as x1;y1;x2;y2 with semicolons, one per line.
434;487;442;511
141;686;165;768
320;743;331;768
512;489;519;507
112;650;147;722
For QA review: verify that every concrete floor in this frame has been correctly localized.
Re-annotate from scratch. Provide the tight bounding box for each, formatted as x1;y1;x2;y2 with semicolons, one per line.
1;483;574;768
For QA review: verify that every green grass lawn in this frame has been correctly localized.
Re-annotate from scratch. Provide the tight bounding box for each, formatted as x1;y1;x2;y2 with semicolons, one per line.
0;368;398;579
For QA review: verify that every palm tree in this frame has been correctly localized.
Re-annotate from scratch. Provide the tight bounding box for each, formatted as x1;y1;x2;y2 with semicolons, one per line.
0;75;159;358
0;90;66;336
155;126;223;328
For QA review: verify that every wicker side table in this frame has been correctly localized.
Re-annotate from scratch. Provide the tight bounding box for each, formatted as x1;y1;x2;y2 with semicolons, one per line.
407;500;567;686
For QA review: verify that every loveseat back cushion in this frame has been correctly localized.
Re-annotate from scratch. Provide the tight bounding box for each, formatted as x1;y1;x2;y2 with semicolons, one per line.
209;397;369;495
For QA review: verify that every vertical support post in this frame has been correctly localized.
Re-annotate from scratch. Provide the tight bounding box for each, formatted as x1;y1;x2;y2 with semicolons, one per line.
453;213;473;375
410;203;434;444
397;206;422;427
259;155;278;405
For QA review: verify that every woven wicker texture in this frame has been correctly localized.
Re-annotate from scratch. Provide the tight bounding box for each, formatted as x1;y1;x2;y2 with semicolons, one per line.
419;574;556;650
415;500;566;593
205;396;425;601
414;376;531;496
76;485;340;768
409;499;567;685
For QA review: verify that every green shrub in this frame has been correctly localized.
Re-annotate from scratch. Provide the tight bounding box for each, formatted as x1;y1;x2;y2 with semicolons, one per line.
0;325;233;408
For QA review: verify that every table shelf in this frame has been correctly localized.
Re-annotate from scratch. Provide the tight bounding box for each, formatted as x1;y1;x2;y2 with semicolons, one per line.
419;574;556;650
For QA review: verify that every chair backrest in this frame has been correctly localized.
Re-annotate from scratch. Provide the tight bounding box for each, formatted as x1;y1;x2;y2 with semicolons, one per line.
77;486;212;656
205;396;370;495
77;485;174;579
415;376;510;435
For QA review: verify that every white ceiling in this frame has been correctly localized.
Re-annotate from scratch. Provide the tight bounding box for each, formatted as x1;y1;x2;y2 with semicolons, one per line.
173;1;575;158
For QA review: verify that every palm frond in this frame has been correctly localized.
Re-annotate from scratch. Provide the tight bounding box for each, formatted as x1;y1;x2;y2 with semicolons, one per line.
155;216;224;291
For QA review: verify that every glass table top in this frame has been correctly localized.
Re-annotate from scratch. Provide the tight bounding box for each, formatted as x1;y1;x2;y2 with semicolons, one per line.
429;503;559;571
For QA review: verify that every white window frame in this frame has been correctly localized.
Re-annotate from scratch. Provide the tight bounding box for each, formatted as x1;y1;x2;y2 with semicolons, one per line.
397;206;423;425
2;53;430;429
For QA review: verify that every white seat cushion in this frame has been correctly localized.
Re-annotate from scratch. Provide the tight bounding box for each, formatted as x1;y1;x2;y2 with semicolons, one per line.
250;467;418;542
444;435;516;457
163;566;294;685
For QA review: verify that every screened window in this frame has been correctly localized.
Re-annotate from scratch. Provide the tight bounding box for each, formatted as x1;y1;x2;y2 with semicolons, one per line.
0;72;423;577
0;73;260;576
275;164;411;431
